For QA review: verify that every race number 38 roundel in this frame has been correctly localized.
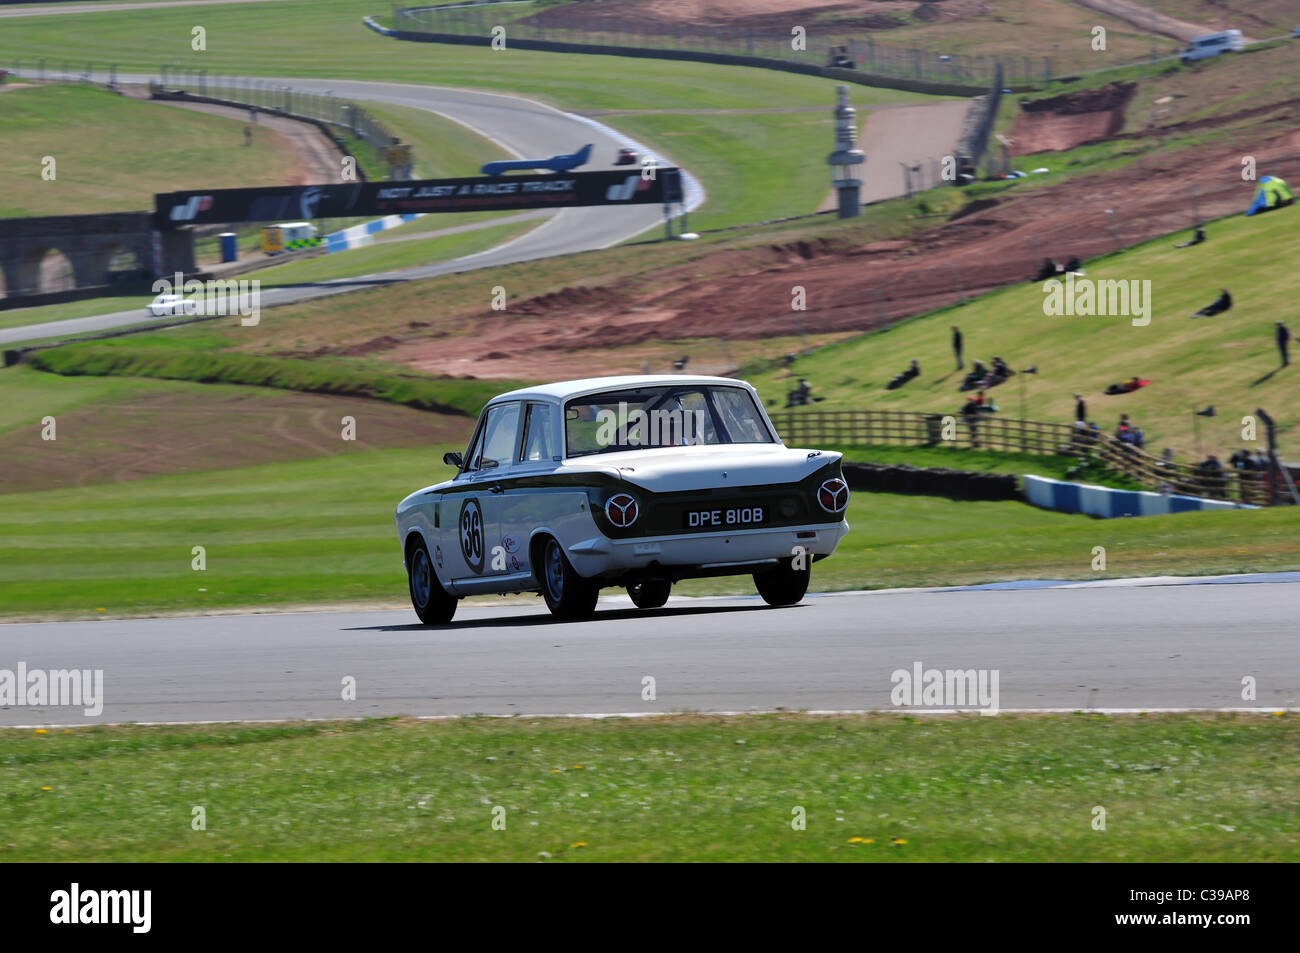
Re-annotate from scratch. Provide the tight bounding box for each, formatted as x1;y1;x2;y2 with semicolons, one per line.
459;499;484;573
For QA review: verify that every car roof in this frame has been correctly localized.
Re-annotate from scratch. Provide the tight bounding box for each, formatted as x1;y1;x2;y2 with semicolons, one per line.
490;375;754;404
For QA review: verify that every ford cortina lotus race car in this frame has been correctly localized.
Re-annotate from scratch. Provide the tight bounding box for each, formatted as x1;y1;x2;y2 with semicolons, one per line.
394;375;851;623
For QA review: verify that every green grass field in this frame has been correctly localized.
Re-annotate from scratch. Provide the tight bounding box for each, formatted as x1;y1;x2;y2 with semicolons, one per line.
22;334;511;415
5;713;1296;861
0;1;931;112
0;0;938;232
2;426;1297;620
0;84;300;217
747;208;1300;457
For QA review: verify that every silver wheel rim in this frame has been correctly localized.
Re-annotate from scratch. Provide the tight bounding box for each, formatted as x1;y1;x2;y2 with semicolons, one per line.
545;542;564;601
412;549;432;606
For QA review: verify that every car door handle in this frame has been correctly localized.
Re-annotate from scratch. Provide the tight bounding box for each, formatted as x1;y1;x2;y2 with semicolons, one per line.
489;483;504;494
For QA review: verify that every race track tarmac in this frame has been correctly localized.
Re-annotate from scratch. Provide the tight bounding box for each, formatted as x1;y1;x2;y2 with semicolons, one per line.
2;581;1296;726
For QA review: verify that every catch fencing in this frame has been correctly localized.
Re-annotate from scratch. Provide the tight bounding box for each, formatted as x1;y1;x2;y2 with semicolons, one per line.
767;409;1275;505
0;60;400;161
153;68;399;158
392;2;1178;86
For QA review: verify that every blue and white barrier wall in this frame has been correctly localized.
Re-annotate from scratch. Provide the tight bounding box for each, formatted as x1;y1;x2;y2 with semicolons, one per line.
324;213;424;253
1023;475;1254;518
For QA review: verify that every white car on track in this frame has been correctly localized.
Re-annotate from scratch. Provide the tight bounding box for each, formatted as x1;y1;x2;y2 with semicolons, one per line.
147;292;199;317
394;375;851;624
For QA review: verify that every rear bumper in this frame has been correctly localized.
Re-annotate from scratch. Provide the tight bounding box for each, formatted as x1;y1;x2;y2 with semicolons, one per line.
566;520;850;581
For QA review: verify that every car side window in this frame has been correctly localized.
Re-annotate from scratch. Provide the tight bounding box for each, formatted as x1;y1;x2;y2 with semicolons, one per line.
471;402;521;472
461;418;487;475
519;403;554;463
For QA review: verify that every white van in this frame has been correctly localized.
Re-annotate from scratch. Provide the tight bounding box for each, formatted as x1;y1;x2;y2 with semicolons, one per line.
1180;30;1243;63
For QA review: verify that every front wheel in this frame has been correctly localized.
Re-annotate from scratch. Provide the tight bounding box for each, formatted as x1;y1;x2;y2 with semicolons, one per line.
753;558;810;607
627;579;671;609
408;538;457;624
540;537;599;620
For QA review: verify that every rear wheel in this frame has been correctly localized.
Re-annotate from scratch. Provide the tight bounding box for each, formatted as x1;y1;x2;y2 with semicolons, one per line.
540;537;599;619
408;538;457;624
627;579;671;609
753;558;810;607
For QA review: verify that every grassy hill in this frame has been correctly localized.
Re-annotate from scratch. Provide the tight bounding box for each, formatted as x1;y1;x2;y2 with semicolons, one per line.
0;84;300;217
746;207;1300;460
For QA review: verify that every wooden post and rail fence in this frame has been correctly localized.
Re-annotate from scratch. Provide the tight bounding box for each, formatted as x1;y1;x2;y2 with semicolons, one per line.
768;409;1279;506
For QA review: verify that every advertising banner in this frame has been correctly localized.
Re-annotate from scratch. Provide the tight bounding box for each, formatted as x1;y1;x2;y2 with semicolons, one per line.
155;170;671;228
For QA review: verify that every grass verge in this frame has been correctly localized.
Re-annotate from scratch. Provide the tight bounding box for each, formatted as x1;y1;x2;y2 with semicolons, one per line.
23;333;513;416
4;712;1296;861
2;440;1297;619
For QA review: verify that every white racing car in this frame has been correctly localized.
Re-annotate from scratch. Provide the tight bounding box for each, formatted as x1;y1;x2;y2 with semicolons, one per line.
394;375;851;623
147;292;199;317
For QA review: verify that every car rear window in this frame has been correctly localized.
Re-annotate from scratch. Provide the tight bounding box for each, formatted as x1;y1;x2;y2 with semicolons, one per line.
564;384;773;457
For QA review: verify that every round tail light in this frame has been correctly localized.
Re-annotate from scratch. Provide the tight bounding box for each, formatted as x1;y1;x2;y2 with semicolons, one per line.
817;478;849;513
605;493;639;527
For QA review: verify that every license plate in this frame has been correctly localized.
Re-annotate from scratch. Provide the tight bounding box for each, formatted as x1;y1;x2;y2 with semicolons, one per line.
683;505;766;529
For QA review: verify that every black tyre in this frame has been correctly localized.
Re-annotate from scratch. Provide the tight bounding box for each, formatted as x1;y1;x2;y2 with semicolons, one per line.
540;536;599;619
753;558;810;607
628;579;671;609
407;538;457;624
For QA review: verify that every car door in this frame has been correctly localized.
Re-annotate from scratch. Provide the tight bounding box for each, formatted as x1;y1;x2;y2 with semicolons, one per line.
441;401;521;593
496;400;562;581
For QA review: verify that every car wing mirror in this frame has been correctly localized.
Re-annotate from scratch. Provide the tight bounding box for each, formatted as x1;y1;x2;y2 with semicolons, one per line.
443;451;463;468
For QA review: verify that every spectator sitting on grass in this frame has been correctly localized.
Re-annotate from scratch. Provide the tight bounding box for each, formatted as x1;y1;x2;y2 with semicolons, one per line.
886;359;920;390
961;389;997;415
785;378;815;408
1191;288;1231;318
959;359;987;392
1104;376;1151;395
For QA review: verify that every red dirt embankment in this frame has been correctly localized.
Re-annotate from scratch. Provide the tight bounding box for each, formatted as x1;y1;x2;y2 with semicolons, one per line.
382;124;1300;382
1008;83;1137;155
